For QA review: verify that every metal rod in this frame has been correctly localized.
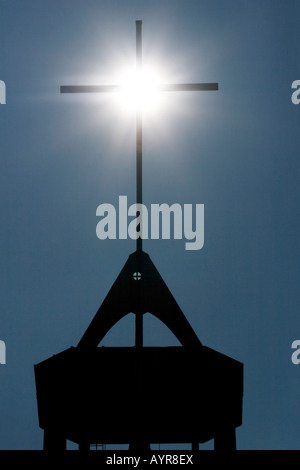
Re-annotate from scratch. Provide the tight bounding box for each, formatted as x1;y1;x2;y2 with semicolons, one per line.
60;83;218;94
60;85;121;93
157;82;219;91
136;20;143;253
135;21;143;348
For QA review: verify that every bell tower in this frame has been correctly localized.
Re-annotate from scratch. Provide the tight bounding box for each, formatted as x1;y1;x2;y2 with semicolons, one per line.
34;21;243;452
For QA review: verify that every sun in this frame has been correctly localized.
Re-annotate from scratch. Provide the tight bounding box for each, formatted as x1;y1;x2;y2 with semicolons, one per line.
118;66;162;113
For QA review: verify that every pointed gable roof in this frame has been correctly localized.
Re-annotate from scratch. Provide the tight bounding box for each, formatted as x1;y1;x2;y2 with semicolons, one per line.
78;250;202;348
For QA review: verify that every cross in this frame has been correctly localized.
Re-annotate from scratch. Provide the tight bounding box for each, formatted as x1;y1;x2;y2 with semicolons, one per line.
60;20;218;349
60;20;218;253
133;271;142;281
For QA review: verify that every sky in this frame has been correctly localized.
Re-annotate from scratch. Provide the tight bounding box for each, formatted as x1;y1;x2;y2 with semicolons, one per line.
0;0;299;450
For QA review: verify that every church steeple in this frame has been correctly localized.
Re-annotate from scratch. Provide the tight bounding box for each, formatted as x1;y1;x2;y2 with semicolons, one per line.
78;249;202;349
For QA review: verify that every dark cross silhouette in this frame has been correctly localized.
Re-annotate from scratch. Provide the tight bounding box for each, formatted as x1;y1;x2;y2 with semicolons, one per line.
60;20;218;348
60;19;218;253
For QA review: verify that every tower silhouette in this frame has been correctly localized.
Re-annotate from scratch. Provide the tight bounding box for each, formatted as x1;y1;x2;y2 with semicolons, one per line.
34;250;243;451
34;21;243;452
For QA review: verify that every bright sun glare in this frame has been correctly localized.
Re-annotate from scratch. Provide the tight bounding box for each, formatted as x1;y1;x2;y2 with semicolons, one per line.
119;67;162;113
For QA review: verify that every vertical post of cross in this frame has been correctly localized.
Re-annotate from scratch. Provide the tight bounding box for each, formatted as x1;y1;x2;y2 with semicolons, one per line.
136;20;143;253
135;20;144;349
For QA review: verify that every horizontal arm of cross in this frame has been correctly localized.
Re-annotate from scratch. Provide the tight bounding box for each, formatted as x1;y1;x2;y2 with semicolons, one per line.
60;82;218;94
60;85;120;93
157;83;218;91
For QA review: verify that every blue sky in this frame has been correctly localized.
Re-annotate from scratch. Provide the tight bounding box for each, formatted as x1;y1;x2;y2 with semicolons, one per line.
0;0;299;450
